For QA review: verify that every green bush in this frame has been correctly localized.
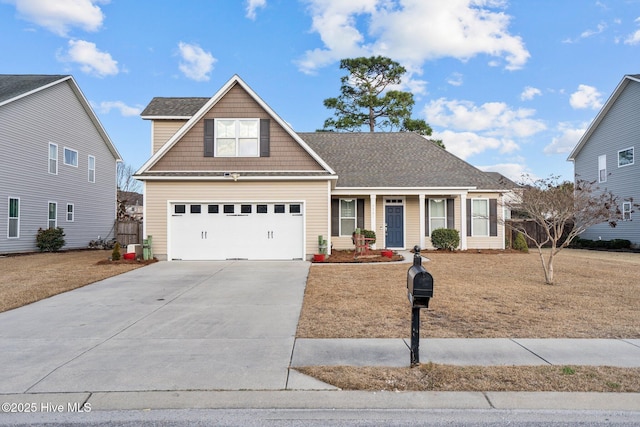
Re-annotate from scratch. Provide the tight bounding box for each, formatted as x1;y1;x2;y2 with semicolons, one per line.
431;228;460;251
571;237;631;250
513;232;529;253
36;227;66;252
111;242;121;261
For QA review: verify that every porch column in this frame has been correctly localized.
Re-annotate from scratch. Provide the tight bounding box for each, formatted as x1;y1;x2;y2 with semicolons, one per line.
370;194;377;249
419;194;425;249
460;193;468;250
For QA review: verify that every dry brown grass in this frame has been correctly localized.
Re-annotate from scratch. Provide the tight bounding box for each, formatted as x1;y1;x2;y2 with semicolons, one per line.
0;250;149;313
296;365;640;392
297;249;640;338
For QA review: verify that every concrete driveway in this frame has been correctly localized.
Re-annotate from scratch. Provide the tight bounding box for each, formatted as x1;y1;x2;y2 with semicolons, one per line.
0;260;312;393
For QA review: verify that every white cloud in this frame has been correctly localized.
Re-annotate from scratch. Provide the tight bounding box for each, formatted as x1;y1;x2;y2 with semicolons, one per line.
95;101;141;117
624;17;640;45
297;0;530;74
7;0;107;37
477;163;534;183
447;72;463;87
543;122;586;155
520;86;541;101
569;84;603;110
60;39;118;77
580;22;607;39
177;42;216;82
424;98;546;137
246;0;266;20
431;129;519;160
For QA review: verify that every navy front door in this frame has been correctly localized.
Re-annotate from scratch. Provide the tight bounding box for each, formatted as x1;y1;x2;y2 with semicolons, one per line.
385;205;404;248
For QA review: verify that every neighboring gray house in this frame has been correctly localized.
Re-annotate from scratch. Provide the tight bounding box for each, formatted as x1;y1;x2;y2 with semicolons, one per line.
568;74;639;246
0;75;122;253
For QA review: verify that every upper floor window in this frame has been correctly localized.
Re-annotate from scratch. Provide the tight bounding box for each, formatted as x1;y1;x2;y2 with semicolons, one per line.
471;199;489;236
8;197;19;238
64;147;78;167
598;155;607;183
88;155;95;183
618;147;634;167
215;119;259;157
49;143;58;175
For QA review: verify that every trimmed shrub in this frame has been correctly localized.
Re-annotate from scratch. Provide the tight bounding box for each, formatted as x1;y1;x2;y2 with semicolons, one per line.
571;237;631;250
111;242;121;261
36;227;66;252
431;228;460;251
513;232;529;253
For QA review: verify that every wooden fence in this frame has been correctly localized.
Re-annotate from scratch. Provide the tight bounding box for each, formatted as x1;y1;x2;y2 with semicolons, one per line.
505;219;574;248
116;220;143;247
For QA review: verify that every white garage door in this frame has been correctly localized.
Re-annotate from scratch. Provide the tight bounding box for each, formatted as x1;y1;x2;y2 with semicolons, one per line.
170;202;304;260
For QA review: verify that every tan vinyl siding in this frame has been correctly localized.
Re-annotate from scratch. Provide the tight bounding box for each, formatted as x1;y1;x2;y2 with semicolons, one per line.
150;84;324;172
467;193;504;250
145;180;329;260
405;197;420;250
152;120;187;154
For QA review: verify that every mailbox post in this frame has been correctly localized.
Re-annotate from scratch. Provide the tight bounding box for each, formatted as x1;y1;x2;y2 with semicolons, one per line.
407;245;434;367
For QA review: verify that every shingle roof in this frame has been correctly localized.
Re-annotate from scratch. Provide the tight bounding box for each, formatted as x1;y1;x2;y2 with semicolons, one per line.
300;132;503;190
141;97;209;117
0;74;68;105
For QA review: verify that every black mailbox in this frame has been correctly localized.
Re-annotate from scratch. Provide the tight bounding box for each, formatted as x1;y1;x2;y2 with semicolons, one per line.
407;246;433;308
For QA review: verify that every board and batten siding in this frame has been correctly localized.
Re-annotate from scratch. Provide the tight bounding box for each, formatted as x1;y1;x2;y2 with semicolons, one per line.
0;80;118;253
574;79;640;245
152;120;187;155
144;180;330;260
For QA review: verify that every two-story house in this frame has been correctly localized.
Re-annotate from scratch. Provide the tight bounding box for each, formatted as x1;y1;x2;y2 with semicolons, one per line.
0;75;122;253
568;74;639;247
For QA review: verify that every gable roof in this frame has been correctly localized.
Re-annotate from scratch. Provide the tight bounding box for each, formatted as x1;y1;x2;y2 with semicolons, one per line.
300;132;504;190
568;74;640;161
141;97;209;119
0;74;122;161
136;75;335;175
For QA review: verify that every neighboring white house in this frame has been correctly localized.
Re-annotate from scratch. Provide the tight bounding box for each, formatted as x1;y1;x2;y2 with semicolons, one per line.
0;75;122;253
568;74;640;247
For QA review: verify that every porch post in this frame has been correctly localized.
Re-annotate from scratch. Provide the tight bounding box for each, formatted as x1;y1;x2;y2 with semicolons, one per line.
370;194;377;249
460;193;468;250
419;194;425;249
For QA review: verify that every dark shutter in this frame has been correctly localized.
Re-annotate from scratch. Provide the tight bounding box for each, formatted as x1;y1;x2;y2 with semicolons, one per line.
357;199;365;229
260;118;270;157
489;199;498;236
331;199;339;236
425;199;430;236
466;199;472;237
447;198;455;229
204;119;214;157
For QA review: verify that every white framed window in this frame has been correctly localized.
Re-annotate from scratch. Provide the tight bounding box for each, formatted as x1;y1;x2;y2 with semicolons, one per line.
618;147;634;167
48;202;57;229
88;155;95;183
472;199;489;236
66;203;74;222
8;197;19;238
623;202;632;221
64;147;78;167
598;154;607;183
429;199;446;234
215;119;259;157
49;143;58;175
340;199;356;236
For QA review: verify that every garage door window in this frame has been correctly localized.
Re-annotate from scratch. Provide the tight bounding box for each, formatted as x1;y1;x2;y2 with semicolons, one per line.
290;204;301;214
274;204;285;213
208;205;219;213
257;204;268;213
241;204;252;213
175;205;186;214
224;205;234;214
190;205;201;214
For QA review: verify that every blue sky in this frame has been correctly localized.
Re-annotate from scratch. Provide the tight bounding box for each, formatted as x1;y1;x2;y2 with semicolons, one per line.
2;0;640;182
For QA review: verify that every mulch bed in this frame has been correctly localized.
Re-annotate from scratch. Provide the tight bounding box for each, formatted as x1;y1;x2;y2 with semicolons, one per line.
314;249;405;263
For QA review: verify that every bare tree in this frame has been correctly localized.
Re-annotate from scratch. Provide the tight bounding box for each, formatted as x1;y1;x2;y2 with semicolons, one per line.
505;175;631;285
117;162;142;219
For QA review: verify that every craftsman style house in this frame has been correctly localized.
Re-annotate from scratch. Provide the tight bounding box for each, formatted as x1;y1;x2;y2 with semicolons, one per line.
568;74;640;247
0;75;121;253
136;75;510;260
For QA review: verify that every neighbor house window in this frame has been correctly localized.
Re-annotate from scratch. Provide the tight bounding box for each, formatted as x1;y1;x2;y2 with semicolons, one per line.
88;155;95;183
471;199;489;236
66;203;74;222
623;202;632;221
598;155;607;183
618;147;634;167
8;197;19;238
215;119;259;157
48;202;57;229
64;147;78;167
49;143;58;174
340;199;356;236
429;199;446;234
